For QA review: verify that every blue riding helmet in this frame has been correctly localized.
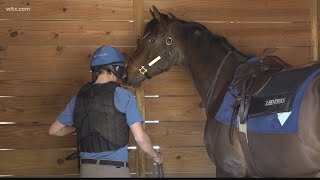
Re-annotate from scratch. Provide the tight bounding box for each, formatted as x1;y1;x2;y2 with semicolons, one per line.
90;45;127;79
90;45;125;68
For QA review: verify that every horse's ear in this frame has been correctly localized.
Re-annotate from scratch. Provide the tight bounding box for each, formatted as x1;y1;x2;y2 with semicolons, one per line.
168;13;178;21
149;8;155;18
152;5;162;22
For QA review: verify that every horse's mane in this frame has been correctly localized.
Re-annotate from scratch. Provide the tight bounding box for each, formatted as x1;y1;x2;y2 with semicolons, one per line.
179;20;247;58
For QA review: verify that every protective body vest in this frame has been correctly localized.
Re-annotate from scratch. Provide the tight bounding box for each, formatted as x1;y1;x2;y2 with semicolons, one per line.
73;82;129;152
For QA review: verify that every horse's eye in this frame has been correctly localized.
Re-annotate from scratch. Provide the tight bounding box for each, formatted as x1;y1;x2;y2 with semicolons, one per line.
148;38;155;43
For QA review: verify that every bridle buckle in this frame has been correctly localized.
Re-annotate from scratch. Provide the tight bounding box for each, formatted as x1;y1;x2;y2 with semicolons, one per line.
139;66;148;75
166;37;172;46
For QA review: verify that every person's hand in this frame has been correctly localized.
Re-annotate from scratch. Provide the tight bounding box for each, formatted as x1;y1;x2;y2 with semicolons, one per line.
153;152;163;164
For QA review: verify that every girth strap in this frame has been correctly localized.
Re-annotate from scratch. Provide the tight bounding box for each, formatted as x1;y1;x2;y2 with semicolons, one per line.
238;131;262;177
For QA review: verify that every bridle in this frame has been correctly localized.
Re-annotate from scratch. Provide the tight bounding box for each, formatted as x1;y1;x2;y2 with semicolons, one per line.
128;18;173;80
128;18;239;110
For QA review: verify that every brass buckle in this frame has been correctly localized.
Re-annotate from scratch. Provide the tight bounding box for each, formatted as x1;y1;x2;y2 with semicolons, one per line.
139;66;148;75
166;37;172;45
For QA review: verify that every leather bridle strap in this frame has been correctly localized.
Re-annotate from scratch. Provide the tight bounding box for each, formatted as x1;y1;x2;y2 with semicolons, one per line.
128;57;153;79
204;50;233;109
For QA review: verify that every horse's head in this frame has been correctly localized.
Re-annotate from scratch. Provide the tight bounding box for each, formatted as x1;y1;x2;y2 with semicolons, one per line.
126;6;181;87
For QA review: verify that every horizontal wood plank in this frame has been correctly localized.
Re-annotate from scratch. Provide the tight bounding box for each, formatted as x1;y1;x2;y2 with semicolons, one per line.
146;122;205;147
0;45;134;59
0;45;134;72
0;96;70;124
0;149;136;176
144;66;198;96
0;0;133;20
238;47;311;66
0;124;136;149
0;88;135;124
204;23;310;47
145;147;215;173
0;149;78;175
0;46;133;73
0;125;76;149
0;21;134;46
144;0;309;22
0;72;91;97
145;96;205;122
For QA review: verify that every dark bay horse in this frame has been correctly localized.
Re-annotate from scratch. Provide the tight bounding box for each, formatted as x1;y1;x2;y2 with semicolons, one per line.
125;6;320;177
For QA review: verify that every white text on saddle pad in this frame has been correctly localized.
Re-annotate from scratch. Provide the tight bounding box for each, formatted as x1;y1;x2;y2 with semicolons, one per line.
265;98;286;106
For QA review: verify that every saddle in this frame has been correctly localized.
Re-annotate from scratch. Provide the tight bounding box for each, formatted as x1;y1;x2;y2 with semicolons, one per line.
232;56;320;125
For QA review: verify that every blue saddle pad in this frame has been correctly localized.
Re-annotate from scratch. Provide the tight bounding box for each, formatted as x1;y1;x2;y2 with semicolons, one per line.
215;68;320;134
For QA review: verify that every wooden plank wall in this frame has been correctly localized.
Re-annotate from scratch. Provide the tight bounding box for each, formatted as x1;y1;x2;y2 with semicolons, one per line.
0;0;137;177
0;0;318;178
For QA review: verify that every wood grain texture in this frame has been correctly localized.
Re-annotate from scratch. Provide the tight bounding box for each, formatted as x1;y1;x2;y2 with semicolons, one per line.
238;47;311;66
144;0;309;22
0;125;76;149
144;67;198;96
0;124;136;149
0;72;91;97
203;23;310;47
145;147;215;173
0;149;78;175
0;0;133;20
145;122;205;147
145;96;205;122
0;96;70;124
0;45;133;59
0;21;134;46
311;0;319;61
0;149;136;176
0;45;134;72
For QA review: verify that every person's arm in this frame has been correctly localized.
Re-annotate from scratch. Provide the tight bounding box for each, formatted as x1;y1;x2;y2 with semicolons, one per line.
114;87;163;163
49;119;75;136
130;121;163;163
49;96;76;136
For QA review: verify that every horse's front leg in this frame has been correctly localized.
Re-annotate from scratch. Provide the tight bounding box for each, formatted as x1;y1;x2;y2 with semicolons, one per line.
204;117;248;177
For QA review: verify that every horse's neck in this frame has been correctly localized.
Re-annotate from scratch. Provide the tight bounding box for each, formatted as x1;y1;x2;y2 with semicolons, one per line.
179;36;246;114
184;56;239;108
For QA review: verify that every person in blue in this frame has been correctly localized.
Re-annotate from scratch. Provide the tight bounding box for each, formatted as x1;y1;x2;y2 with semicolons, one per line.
48;45;163;178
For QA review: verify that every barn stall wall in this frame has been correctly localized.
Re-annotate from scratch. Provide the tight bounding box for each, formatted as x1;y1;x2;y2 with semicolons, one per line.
0;0;319;178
